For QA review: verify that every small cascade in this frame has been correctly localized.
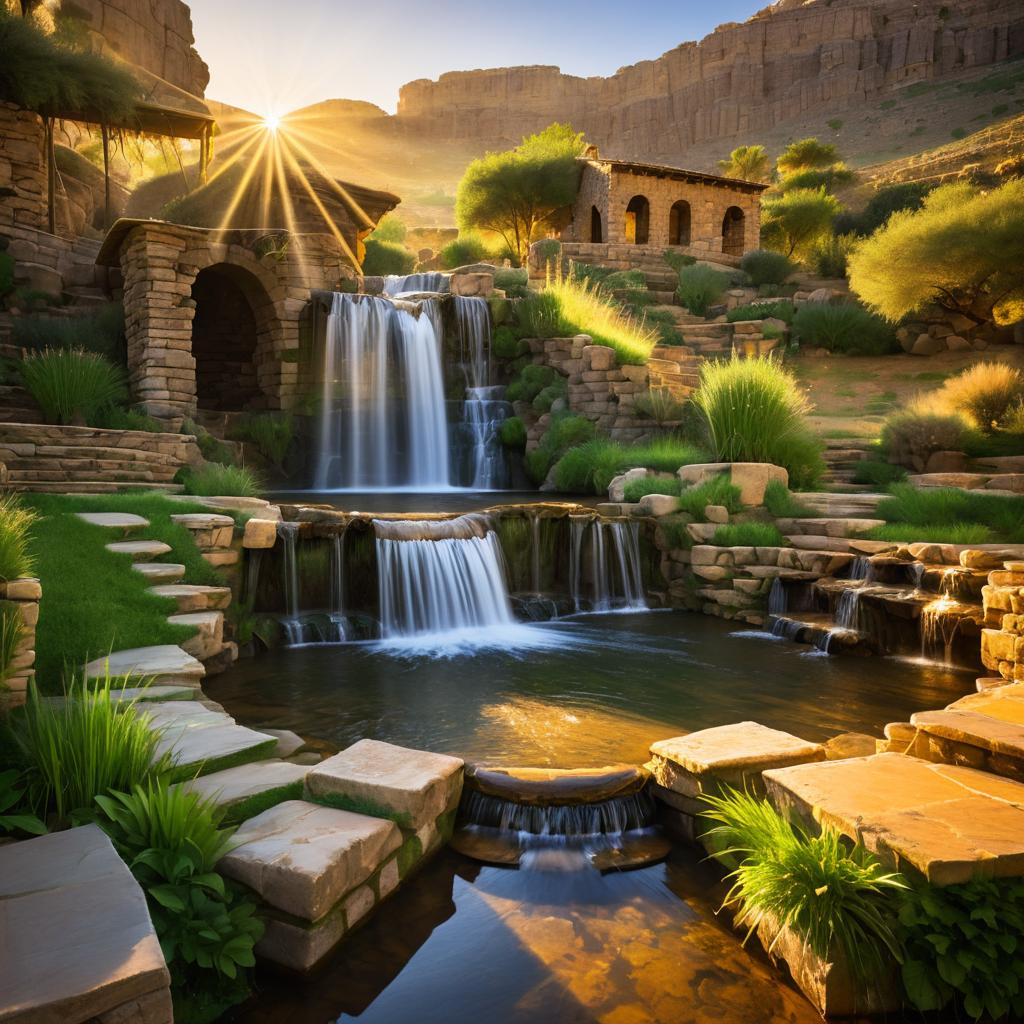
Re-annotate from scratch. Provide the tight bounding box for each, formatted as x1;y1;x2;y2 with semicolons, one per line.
768;577;787;616
327;529;349;642
460;788;656;836
277;523;347;646
921;597;964;664
770;617;805;642
244;548;263;605
382;272;450;296
375;515;515;638
569;518;647;612
530;513;542;593
314;293;450;491
569;516;588;612
453;296;490;389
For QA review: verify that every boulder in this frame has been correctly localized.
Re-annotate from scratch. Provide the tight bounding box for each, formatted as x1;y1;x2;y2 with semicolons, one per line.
704;504;729;524
805;287;833;304
638;493;680;517
924;450;969;474
678;462;788;506
582;345;616;372
910;333;945;356
243;518;278;549
450;271;494;297
946;335;972;352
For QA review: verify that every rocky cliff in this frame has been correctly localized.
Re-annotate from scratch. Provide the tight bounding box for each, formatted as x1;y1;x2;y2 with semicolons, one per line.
396;0;1024;165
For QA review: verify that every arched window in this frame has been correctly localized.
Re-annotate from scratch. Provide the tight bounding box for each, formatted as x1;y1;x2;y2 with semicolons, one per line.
722;206;745;257
624;195;650;245
669;200;691;246
590;205;603;243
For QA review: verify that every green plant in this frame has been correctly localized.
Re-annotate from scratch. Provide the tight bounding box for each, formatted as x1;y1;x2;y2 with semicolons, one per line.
718;144;771;183
634;387;686;424
11;302;125;361
182;419;236;467
778;164;855;193
0;769;46;835
702;789;906;987
95;406;163;432
676;265;731;316
809;233;856;278
9;672;172;823
922;362;1024;432
516;288;564;338
852;459;907;488
493;267;528;292
492;325;527;359
761;188;843;260
506;363;558;404
532;379;567;413
692;356;824;489
834;181;934;237
498;416;526;449
762;481;814;517
740;250;795;287
776;137;840;175
369;212;407;244
361;238;416;276
791;303;898;356
0;494;37;581
848;179;1024;328
677;475;744;518
663;250;696;274
880;411;973;469
552;437;707;495
898;878;1024;1021
525;414;597;485
622;477;683;502
872;484;1024;544
727;300;796;324
866;522;994;544
228;412;294;468
181;464;262;498
0;601;24;690
19;347;127;426
439;234;490;269
711;523;785;546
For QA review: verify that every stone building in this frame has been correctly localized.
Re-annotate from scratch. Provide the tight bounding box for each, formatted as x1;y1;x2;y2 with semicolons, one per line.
561;149;767;259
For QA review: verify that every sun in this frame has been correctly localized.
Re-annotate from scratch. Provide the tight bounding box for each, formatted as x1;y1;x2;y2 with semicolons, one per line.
262;113;281;133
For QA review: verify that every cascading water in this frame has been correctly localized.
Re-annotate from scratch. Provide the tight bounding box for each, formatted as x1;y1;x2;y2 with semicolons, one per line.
461;788;656;836
569;518;646;612
314;293;451;491
278;523;304;645
327;530;348;642
382;272;450;296
767;577;787;616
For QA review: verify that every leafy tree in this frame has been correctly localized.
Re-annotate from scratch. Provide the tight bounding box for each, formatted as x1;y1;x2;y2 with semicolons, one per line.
848;179;1024;327
370;212;407;244
834;181;934;236
760;187;841;259
455;123;586;263
718;144;770;182
777;137;840;176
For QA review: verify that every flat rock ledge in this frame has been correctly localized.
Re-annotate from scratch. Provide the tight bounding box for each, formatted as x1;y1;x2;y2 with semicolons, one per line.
0;824;171;1024
465;763;649;805
85;645;206;687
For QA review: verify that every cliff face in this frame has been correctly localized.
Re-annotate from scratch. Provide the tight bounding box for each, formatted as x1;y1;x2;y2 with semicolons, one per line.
63;0;209;97
396;0;1024;163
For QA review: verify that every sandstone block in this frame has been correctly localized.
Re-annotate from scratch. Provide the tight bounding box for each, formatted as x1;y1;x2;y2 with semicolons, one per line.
678;462;788;506
243;518;278;549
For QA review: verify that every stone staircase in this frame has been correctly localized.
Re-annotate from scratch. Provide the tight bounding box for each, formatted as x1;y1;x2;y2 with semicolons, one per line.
821;438;875;491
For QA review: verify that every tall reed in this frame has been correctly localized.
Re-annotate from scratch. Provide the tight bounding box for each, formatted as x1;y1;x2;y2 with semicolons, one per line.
19;347;126;426
0;493;37;581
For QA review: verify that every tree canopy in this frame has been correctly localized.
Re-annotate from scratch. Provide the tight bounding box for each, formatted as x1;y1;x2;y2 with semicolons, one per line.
848;179;1024;327
718;144;771;183
776;137;840;176
760;187;842;259
455;123;586;263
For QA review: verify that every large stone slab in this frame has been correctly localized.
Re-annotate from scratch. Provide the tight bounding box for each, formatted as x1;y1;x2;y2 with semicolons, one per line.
219;800;401;921
85;644;205;686
677;462;788;506
0;825;171;1024
181;759;309;823
305;739;464;831
132;562;185;583
147;583;232;612
105;540;172;560
75;512;149;532
764;753;1024;885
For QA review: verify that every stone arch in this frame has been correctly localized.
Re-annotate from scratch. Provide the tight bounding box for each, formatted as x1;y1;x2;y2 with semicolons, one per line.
669;200;691;246
624;195;650;245
722;206;745;257
590;205;603;243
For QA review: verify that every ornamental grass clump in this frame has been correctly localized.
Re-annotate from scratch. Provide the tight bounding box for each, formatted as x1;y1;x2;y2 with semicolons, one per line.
0;493;37;581
19;347;126;426
871;484;1024;544
676;264;731;317
791;302;897;356
182;463;262;498
921;361;1024;433
702;789;907;986
692;356;824;489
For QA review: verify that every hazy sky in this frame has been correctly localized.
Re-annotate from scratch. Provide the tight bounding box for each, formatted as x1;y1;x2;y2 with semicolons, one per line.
190;0;764;116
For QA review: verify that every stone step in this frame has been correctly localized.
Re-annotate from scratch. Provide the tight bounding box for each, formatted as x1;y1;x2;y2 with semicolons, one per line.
132;562;185;583
75;511;149;532
7;480;185;494
148;583;232;613
178;759;310;825
85;644;206;687
105;539;173;561
6;464;178;482
775;517;886;538
167;611;224;660
15;444;180;464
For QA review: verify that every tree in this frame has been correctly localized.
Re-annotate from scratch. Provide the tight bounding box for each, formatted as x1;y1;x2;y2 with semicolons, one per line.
848;179;1024;327
370;212;407;244
760;187;842;259
455;123;586;264
777;137;839;176
718;144;770;183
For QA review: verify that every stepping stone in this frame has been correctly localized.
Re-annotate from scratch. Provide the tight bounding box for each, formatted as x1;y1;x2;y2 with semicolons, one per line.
105;539;173;560
305;738;464;831
911;707;1024;781
148;583;232;612
180;760;309;824
167;610;224;660
764;753;1024;885
170;512;235;529
220;799;401;922
132;562;185;583
85;645;205;687
108;684;198;703
75;511;149;532
0;825;171;1023
261;728;307;758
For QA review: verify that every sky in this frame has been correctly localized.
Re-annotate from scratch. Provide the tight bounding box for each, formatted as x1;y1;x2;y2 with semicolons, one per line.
189;0;765;117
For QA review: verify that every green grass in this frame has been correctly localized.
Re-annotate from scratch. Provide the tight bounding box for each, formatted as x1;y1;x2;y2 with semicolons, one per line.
870;484;1024;543
551;438;706;495
181;464;262;497
19;348;127;426
711;523;786;547
0;494;37;581
852;460;907;488
23;493;231;689
865;522;994;545
762;481;815;518
727;300;796;324
678;475;743;518
622;477;683;502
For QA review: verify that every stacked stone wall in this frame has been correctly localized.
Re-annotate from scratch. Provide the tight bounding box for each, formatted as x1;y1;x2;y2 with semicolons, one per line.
981;560;1024;683
0;103;46;236
0;577;39;708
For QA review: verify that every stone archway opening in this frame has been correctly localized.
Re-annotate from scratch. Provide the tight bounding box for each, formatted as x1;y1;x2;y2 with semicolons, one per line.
191;263;268;412
669;200;691;246
722;206;745;257
590;205;603;243
624;195;649;245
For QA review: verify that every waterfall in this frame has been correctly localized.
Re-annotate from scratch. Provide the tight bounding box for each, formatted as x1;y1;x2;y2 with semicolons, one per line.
834;587;862;631
460;788;656;836
569;517;588;612
768;577;787;616
244;548;263;606
278;523;305;645
314;293;451;490
570;519;646;612
382;272;450;296
610;522;646;610
454;296;490;389
530;514;541;592
375;516;516;638
327;530;348;642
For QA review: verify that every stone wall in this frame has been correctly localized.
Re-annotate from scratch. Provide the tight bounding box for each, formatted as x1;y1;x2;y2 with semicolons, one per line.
0;103;46;236
1;577;39;708
981;560;1024;683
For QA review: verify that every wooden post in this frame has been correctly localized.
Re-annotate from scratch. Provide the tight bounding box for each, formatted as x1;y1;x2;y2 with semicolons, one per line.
101;124;111;230
45;117;56;235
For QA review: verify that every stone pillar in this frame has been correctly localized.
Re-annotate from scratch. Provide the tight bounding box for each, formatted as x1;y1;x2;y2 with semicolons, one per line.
1;578;40;707
0;102;47;238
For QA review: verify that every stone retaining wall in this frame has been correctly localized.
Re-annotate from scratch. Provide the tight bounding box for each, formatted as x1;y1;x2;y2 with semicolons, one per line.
981;560;1024;683
1;577;40;708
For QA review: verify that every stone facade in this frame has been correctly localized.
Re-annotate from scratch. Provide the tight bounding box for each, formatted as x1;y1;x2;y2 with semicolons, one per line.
981;560;1024;683
0;103;46;236
0;577;39;707
562;158;765;258
97;221;355;424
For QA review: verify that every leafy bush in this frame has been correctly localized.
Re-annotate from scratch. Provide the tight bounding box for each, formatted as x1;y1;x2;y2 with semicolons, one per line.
95;406;163;432
622;477;683;502
677;475;743;518
873;484;1024;544
0;769;46;836
834;181;934;237
506;363;558;404
761;188;842;260
693;356;824;489
181;464;262;498
677;265;731;316
711;523;785;546
550;436;706;495
663;250;697;274
11;302;125;362
492;325;527;359
0;494;37;582
809;233;856;278
791;303;898;356
96;780;263;1013
880;411;973;470
852;459;907;488
762;481;814;517
182;419;236;467
369;213;407;243
924;362;1024;432
498;416;526;449
20;348;127;426
702;788;906;986
718;144;771;183
439;234;490;269
776;137;840;176
740;250;795;287
727;300;796;324
898;879;1024;1021
778;164;855;193
8;673;171;824
493;267;528;292
228;412;294;468
361;238;416;276
516;289;564;338
525;415;596;485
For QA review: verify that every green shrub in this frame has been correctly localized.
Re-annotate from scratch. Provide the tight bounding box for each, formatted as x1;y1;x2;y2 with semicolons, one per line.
677;475;743;518
898;877;1024;1021
96;779;263;1015
676;265;731;316
740;250;796;287
20;348;127;426
0;603;25;694
702;789;906;988
601;269;647;292
809;233;857;278
492;325;527;359
880;411;972;469
778;164;855;193
182;464;262;498
634;388;686;424
663;250;697;274
711;523;785;546
776;138;841;176
866;522;994;544
762;480;814;517
852;459;907;488
369;212;407;243
924;362;1024;432
693;356;824;489
525;414;597;485
532;380;567;412
361;238;416;276
873;484;1024;544
439;234;489;269
0;768;46;836
498;416;526;449
516;289;563;338
622;477;683;502
506;363;557;404
0;494;37;582
727;300;796;324
8;673;172;824
493;267;528;292
182;419;236;467
11;302;125;361
791;303;897;355
94;406;163;432
761;188;842;260
228;412;294;468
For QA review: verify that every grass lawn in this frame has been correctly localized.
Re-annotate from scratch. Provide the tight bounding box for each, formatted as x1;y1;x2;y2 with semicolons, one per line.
24;492;237;691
